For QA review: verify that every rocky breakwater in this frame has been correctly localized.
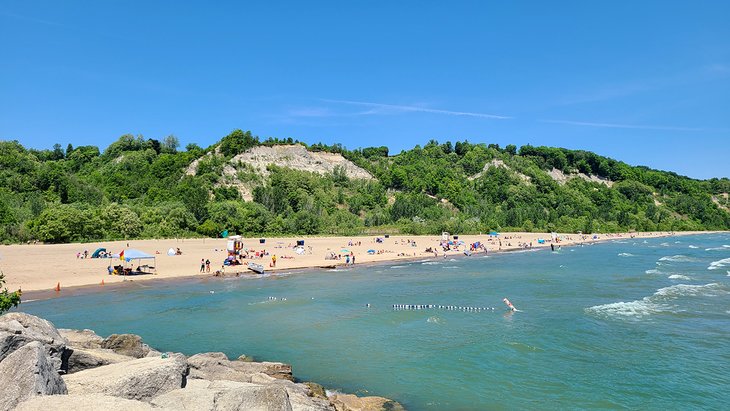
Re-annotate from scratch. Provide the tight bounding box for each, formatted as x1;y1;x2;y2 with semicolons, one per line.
0;312;404;411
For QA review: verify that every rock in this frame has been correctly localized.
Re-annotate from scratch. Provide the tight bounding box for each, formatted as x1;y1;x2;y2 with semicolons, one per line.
63;354;188;401
67;347;135;373
237;354;254;362
58;329;104;349
100;333;151;358
187;352;253;383
151;379;293;411
330;394;405;411
15;394;155;411
0;341;67;410
304;382;328;400
0;312;70;372
146;349;162;358
187;352;293;383
250;374;333;411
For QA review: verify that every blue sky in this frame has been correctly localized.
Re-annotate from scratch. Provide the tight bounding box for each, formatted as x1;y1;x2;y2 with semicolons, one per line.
1;1;728;179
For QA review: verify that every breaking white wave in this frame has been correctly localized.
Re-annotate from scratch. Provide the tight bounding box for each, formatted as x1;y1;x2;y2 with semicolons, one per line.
658;255;698;263
586;300;666;319
421;261;441;265
660;242;670;247
618;253;634;257
586;283;726;320
688;245;699;249
653;283;725;299
668;274;691;281
426;316;443;324
705;245;730;251
645;269;663;275
708;257;730;270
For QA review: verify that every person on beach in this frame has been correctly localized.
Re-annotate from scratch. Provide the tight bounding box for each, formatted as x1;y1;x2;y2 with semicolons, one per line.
200;259;205;273
205;259;211;272
271;255;277;267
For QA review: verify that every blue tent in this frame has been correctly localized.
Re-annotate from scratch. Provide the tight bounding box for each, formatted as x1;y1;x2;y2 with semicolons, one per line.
116;249;157;274
122;249;155;262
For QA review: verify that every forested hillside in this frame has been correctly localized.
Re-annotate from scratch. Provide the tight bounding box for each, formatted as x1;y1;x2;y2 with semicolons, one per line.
1;130;728;243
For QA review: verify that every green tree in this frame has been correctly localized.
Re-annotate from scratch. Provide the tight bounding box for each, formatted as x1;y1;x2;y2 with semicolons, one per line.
0;272;21;314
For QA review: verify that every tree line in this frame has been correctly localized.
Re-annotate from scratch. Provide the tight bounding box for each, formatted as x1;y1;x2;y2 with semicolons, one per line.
0;130;728;244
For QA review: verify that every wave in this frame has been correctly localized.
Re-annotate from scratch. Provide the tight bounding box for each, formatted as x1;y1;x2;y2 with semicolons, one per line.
668;274;691;280
660;242;670;247
586;300;666;320
653;283;725;299
688;245;699;249
618;253;634;257
708;257;730;270
390;265;407;269
705;245;730;251
426;316;443;324
658;255;698;263
421;261;441;265
586;283;726;320
645;269;663;275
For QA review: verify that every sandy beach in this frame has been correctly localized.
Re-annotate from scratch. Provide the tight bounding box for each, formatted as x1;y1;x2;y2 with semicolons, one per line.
0;231;711;295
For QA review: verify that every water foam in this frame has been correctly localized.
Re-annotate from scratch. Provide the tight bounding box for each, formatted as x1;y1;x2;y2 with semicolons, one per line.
688;245;699;249
658;255;697;263
645;269;663;275
618;253;634;257
653;283;724;299
708;257;730;270
422;261;441;265
586;283;726;320
668;274;691;281
705;245;730;251
585;300;665;319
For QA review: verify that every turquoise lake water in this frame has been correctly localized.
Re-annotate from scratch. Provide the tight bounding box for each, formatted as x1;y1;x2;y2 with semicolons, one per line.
20;234;730;410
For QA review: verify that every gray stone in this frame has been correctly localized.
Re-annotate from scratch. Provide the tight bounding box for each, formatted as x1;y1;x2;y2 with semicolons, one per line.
0;341;67;410
15;394;155;411
100;333;151;358
330;394;405;411
0;312;70;372
250;374;333;411
67;347;135;373
58;328;104;349
152;379;293;411
188;352;293;383
63;354;188;401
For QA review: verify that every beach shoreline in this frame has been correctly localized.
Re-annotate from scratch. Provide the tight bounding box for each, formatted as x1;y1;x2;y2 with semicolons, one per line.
3;231;720;300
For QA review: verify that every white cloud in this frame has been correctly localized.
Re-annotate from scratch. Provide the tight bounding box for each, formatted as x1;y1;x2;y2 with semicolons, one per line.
321;99;512;119
542;119;706;132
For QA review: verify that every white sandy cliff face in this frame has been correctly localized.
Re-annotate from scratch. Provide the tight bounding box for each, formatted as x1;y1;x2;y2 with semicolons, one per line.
547;167;613;187
186;145;374;201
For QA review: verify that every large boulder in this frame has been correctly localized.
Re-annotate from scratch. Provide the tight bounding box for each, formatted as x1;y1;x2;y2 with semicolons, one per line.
58;329;104;349
250;373;333;411
188;352;293;382
15;394;155;411
66;347;135;373
330;394;405;411
100;333;151;358
0;312;70;372
0;341;67;410
151;379;293;411
63;354;188;401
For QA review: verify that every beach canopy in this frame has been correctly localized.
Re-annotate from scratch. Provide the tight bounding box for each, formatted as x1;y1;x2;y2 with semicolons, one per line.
122;249;155;262
367;249;376;254
91;248;106;258
167;248;176;256
489;231;499;236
